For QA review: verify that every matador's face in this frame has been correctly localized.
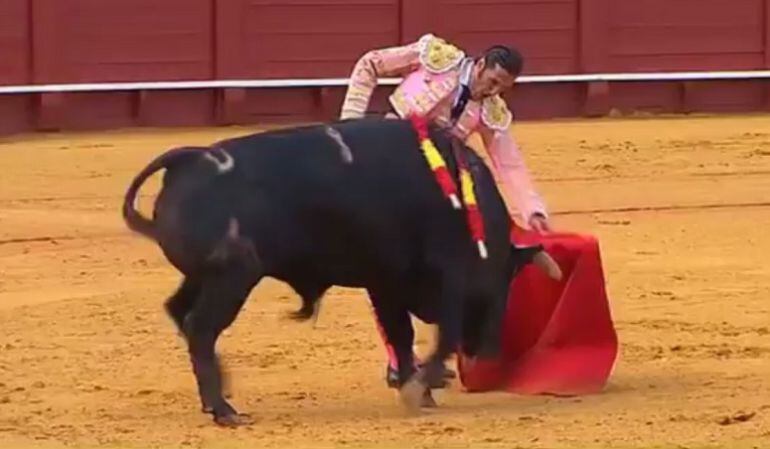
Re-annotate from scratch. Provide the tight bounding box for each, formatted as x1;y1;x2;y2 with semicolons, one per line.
470;59;517;101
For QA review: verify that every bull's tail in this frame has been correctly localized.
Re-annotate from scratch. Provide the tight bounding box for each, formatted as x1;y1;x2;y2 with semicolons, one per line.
122;146;204;240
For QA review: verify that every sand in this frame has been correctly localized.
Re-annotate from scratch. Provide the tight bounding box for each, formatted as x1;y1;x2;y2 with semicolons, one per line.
0;115;768;448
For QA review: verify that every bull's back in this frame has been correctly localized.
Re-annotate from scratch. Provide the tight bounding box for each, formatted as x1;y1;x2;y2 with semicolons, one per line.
157;119;459;281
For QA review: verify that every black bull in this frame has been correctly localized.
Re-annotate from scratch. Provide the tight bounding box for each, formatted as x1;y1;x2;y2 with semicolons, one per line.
122;117;551;426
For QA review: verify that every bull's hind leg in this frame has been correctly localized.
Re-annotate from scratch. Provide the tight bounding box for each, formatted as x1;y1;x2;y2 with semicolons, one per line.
287;281;329;326
164;276;202;332
183;259;261;427
164;276;237;413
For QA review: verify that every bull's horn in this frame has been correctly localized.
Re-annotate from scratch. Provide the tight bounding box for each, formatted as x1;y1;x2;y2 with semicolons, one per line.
533;251;563;281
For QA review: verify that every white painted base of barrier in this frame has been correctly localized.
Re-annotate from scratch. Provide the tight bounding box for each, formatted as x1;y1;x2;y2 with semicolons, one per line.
2;70;770;95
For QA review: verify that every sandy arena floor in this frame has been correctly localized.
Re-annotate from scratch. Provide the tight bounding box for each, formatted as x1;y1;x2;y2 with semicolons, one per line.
0;115;769;448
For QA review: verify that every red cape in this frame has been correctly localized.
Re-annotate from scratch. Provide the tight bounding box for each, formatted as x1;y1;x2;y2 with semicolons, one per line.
458;229;618;395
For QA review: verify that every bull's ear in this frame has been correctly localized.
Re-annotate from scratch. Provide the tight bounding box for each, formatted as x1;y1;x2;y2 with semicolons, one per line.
509;245;563;281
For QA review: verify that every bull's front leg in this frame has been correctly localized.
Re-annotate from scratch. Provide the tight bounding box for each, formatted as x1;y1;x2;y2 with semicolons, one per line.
400;269;466;411
368;296;416;387
368;292;438;408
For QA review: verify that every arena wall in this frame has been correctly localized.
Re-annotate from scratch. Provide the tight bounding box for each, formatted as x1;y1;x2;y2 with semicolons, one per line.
2;0;770;134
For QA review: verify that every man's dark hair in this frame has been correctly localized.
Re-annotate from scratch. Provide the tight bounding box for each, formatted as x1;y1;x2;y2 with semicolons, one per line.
480;45;524;77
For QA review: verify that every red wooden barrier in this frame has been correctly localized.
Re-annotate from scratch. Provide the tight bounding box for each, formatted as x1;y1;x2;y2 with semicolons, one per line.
1;0;770;134
608;0;764;72
429;0;579;75
0;0;32;134
31;0;214;130
215;0;400;123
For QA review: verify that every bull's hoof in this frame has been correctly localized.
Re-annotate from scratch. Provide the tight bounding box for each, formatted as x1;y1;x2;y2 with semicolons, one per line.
386;366;400;389
415;364;454;388
427;377;448;389
201;397;233;414
417;363;456;378
421;389;438;408
214;413;254;428
386;364;454;389
399;378;427;413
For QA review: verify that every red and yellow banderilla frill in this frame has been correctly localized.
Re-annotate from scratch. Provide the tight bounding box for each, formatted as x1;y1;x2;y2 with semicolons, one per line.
408;114;488;259
409;114;461;210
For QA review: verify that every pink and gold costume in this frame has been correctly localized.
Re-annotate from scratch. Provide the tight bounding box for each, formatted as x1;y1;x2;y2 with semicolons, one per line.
341;34;547;227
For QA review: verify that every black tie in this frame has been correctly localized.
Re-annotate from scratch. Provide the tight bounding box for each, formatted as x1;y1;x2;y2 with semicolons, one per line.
451;84;471;121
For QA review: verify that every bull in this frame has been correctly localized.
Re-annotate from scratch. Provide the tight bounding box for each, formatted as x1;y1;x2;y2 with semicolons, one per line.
122;117;560;426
